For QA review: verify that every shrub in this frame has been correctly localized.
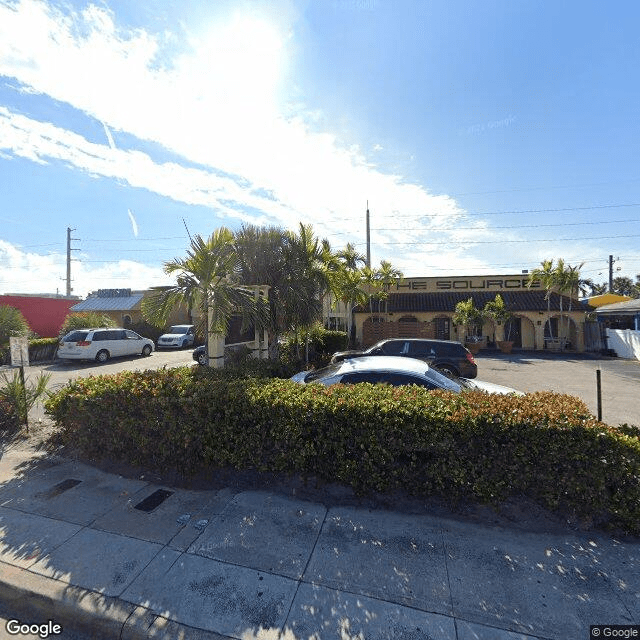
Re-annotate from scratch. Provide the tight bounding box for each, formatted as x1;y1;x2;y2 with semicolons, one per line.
0;397;20;437
44;371;640;534
29;337;60;362
59;312;116;336
0;305;30;345
0;369;51;428
281;326;348;366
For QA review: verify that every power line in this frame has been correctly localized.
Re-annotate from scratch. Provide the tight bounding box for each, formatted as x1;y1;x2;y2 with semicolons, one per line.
322;202;640;223
378;233;640;246
372;218;640;232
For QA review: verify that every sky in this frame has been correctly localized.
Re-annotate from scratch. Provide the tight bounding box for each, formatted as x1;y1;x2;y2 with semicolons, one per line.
1;0;639;298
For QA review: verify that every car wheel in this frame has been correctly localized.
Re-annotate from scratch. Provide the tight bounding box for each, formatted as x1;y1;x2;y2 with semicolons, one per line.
435;365;458;378
197;352;208;366
142;345;152;357
181;339;188;348
95;349;109;363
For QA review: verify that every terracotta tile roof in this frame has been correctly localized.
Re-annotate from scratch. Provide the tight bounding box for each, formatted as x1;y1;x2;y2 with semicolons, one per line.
355;291;589;314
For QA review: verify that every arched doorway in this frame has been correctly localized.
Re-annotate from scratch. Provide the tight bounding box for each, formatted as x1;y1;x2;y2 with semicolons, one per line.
504;317;522;347
544;315;577;349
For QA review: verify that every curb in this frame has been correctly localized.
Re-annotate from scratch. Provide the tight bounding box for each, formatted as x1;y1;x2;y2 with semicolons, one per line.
0;561;232;640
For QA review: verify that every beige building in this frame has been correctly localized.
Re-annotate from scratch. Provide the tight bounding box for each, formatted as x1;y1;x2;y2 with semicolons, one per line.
348;275;591;352
70;288;191;328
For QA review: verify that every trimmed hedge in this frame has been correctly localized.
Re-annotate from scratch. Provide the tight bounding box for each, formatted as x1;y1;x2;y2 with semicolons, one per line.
0;337;60;365
44;367;640;533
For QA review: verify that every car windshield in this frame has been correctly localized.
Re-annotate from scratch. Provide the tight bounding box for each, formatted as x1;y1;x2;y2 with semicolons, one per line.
304;363;342;382
169;327;188;334
422;368;462;391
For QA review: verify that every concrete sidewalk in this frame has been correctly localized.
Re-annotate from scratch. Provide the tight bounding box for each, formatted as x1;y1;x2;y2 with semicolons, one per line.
0;445;638;640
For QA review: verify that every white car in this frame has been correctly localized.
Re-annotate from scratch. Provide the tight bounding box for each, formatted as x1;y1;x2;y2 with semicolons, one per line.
57;328;154;363
291;356;522;395
157;324;195;349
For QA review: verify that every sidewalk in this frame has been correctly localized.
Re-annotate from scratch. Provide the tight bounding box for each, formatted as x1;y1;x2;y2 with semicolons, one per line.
0;442;638;640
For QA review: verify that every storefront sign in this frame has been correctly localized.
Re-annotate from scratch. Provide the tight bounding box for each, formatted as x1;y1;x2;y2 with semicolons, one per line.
395;277;540;292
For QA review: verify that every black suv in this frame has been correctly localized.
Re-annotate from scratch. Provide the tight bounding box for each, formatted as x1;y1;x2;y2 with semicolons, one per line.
330;338;478;378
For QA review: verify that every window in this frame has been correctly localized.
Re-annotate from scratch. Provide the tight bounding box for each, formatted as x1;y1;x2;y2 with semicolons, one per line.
380;340;407;355
64;331;88;342
408;342;436;358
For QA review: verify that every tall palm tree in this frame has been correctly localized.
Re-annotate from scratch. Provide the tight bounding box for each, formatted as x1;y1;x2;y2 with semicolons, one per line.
283;223;331;360
376;260;403;319
142;228;262;365
527;259;557;342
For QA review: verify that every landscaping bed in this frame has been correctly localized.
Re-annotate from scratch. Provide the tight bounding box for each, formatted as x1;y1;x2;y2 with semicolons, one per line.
44;366;640;534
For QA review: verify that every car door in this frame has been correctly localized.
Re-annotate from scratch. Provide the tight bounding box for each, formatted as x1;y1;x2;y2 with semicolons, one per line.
123;329;143;356
407;341;437;364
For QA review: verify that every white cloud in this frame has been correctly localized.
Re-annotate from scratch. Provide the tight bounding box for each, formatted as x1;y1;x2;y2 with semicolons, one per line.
0;0;472;264
0;239;168;297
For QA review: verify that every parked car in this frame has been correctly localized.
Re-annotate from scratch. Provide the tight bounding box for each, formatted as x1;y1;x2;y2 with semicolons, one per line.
57;328;154;363
157;324;196;349
330;338;478;378
193;345;208;365
291;356;520;394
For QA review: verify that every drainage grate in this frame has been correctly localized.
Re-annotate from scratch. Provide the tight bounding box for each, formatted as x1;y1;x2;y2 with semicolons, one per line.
44;478;82;499
134;489;174;512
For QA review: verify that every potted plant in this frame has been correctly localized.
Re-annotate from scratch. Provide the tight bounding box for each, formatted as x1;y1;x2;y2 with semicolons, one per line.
484;294;515;353
453;298;485;354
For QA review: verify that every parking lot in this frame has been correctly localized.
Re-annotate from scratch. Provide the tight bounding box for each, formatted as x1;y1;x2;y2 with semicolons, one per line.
475;351;640;427
6;348;640;429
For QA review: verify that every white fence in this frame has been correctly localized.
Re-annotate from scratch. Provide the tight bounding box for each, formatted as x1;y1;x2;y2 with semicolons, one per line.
606;329;640;360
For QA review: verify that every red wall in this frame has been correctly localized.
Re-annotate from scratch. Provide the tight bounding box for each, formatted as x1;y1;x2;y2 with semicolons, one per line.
0;296;76;338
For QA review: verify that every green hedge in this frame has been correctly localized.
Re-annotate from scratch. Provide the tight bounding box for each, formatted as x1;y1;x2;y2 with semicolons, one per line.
44;367;640;533
0;337;60;365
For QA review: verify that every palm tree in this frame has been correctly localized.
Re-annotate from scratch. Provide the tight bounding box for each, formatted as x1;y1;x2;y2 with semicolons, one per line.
565;261;586;309
336;243;366;271
333;244;367;346
335;267;368;347
376;260;403;319
527;259;557;342
283;224;331;361
142;228;262;366
233;223;335;358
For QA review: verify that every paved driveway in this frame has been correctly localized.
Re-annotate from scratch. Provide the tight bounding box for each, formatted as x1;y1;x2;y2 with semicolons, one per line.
6;348;639;429
475;351;640;427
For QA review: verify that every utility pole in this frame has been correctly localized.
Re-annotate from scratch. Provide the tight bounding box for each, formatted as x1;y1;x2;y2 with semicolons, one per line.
66;227;80;296
608;255;621;293
609;254;614;293
365;201;371;268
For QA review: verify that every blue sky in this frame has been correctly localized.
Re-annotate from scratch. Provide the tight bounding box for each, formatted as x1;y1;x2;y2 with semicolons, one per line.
1;0;639;297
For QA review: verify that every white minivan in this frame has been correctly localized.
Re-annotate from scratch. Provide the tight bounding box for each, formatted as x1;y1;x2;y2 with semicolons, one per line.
57;328;154;363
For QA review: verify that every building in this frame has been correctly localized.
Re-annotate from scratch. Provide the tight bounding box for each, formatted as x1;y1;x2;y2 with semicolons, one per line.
0;294;79;337
594;298;640;331
70;289;190;328
348;274;591;352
